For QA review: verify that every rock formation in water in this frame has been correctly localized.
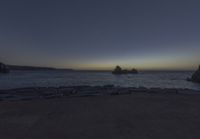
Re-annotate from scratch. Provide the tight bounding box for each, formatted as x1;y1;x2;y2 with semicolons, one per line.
190;65;200;83
112;66;122;74
0;63;10;73
112;66;138;74
131;68;138;74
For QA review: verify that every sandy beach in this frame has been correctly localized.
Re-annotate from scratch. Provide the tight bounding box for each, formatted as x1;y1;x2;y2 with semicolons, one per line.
1;91;200;139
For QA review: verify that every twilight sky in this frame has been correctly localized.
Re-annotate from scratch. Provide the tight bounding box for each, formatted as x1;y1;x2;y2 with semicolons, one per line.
0;0;200;70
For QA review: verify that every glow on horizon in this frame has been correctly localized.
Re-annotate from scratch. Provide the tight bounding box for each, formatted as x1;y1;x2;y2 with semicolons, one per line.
57;55;199;71
3;46;199;71
64;62;198;71
2;45;199;71
50;49;200;70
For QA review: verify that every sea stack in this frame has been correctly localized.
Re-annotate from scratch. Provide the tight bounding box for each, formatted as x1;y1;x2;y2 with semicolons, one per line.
112;66;138;74
0;62;10;73
190;65;200;83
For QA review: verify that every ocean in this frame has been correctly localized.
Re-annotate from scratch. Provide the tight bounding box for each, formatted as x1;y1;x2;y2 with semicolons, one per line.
0;70;200;90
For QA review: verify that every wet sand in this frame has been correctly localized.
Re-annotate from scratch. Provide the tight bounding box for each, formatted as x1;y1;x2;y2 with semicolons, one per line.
1;93;200;139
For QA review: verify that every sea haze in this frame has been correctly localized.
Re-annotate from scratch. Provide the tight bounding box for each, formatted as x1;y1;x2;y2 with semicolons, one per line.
0;70;199;90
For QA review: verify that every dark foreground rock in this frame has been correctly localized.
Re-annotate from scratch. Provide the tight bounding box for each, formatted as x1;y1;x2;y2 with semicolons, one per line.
112;66;138;74
190;65;200;83
0;62;9;73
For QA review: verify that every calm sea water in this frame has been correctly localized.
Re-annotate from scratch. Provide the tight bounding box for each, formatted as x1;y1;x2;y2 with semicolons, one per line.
0;70;200;90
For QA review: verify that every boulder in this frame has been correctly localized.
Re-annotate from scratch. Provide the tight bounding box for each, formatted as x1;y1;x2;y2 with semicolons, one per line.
0;63;9;73
191;65;200;83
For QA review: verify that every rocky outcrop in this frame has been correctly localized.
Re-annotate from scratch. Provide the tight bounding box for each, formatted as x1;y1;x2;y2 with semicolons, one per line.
112;66;138;74
190;65;200;83
0;63;9;73
112;66;122;74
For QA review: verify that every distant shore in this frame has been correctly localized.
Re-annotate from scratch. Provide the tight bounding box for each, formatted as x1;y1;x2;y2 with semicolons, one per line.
8;65;75;71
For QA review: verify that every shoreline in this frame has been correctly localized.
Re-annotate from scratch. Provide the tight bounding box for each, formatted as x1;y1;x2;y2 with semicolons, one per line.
0;85;200;102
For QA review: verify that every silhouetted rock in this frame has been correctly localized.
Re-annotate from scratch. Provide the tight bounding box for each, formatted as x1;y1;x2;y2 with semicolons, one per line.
112;66;122;74
0;63;9;73
191;65;200;83
131;68;138;74
112;66;138;74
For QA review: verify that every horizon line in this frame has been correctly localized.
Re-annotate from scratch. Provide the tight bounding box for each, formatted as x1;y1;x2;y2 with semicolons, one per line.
6;64;196;72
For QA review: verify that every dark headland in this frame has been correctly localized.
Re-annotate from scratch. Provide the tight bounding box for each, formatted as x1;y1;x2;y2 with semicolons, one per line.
0;62;10;73
189;65;200;83
186;65;200;83
0;62;74;72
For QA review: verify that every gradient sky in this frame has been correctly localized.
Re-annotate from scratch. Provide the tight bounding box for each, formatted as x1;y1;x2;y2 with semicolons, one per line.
0;0;200;70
